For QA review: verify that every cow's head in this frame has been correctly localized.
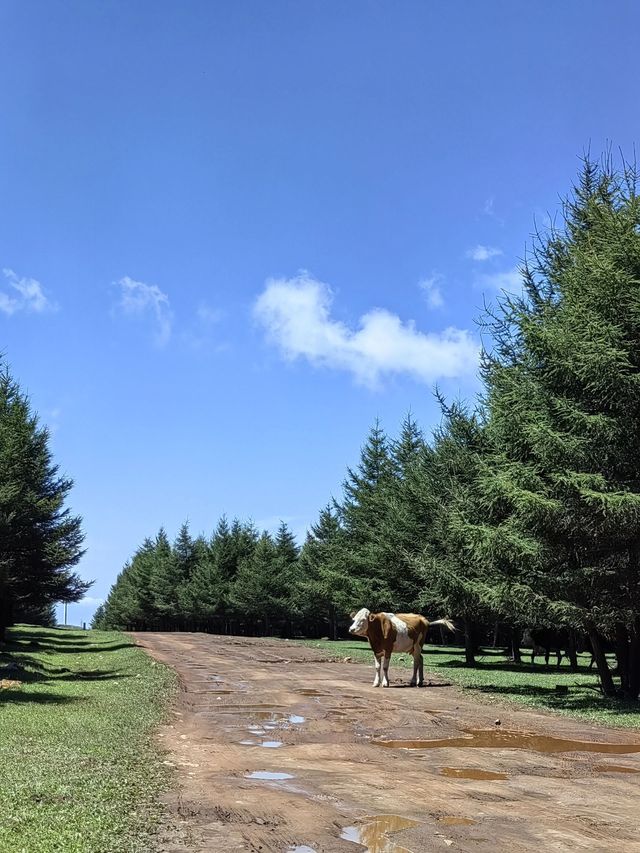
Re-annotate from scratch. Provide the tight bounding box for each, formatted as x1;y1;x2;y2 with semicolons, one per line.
349;608;371;636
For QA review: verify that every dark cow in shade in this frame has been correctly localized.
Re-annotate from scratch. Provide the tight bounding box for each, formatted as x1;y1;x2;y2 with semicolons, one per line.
348;608;455;687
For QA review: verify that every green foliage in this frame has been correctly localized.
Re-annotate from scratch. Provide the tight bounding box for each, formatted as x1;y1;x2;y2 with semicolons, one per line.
0;362;88;637
97;155;640;704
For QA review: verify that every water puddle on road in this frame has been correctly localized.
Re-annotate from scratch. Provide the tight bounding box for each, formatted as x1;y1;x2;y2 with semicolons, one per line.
289;715;305;724
375;729;640;754
245;770;294;780
437;816;476;826
441;767;507;780
287;847;317;853
593;764;640;774
341;814;418;853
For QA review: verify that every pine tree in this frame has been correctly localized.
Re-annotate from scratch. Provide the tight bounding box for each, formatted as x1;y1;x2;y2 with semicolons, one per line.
149;527;181;628
229;532;279;634
335;420;396;608
0;363;88;639
467;158;640;695
298;505;348;638
179;534;225;631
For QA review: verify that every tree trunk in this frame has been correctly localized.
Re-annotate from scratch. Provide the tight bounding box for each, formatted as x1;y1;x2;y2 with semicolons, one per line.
492;620;499;648
0;594;13;643
615;623;630;693
627;619;640;701
588;626;617;697
566;631;578;671
510;627;521;664
463;618;476;667
329;605;337;641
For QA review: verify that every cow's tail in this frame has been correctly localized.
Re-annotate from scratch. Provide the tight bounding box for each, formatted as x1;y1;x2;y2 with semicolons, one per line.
428;618;456;633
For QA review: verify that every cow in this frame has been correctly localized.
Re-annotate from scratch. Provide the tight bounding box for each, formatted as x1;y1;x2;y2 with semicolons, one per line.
522;627;569;667
348;608;455;687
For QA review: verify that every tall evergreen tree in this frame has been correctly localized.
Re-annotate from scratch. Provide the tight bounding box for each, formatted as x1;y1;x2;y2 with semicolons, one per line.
0;363;88;639
298;505;348;638
335;420;396;607
464;158;640;695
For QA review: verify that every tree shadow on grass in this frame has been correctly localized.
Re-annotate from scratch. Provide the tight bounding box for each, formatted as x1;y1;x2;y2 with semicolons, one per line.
433;658;595;676
0;689;83;706
473;682;640;715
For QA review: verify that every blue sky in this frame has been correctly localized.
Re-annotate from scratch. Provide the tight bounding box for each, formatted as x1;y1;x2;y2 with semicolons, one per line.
1;1;638;625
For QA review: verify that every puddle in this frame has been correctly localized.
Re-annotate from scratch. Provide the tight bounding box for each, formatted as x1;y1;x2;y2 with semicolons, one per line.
287;847;317;853
289;715;305;724
438;816;476;826
341;814;418;853
261;740;283;748
441;767;507;780
239;739;256;745
245;770;294;780
594;764;640;774
375;729;640;754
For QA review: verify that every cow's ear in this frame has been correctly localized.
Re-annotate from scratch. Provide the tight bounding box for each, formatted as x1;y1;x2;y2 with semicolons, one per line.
368;613;376;623
349;611;356;619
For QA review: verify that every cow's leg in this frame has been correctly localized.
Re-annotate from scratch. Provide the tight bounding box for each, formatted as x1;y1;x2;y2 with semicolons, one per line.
410;650;424;687
373;654;383;687
381;655;391;688
410;649;423;686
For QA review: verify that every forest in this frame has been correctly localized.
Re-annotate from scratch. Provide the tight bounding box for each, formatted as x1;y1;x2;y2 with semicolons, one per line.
94;160;640;700
5;159;640;700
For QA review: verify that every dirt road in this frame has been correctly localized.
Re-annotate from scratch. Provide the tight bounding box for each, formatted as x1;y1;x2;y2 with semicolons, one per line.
133;633;640;853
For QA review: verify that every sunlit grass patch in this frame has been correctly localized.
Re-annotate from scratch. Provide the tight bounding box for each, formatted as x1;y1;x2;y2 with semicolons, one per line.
305;639;640;729
0;626;176;853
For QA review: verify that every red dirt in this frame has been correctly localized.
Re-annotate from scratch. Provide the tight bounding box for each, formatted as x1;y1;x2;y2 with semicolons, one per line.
133;632;640;853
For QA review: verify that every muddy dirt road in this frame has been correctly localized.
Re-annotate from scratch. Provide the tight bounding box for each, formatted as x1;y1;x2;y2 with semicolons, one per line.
134;633;640;853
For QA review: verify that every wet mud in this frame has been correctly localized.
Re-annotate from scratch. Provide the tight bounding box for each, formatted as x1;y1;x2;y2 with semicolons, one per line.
376;729;640;754
134;632;640;853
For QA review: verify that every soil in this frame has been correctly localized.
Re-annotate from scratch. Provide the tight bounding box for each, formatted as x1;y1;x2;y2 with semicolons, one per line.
133;633;640;853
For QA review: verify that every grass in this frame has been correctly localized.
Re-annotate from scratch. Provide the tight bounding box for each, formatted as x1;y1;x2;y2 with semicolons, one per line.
304;639;640;729
0;625;177;853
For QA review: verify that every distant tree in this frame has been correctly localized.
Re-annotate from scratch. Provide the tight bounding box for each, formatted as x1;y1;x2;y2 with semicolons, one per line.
0;362;89;640
149;528;182;628
229;532;281;634
298;505;348;638
334;420;396;608
179;535;225;631
91;602;106;629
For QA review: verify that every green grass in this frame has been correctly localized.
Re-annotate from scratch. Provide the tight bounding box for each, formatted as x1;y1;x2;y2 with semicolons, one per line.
304;639;640;729
0;625;177;853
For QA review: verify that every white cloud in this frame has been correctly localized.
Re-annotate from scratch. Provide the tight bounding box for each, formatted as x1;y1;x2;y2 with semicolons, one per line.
478;267;522;293
80;596;104;606
114;276;173;345
467;245;503;262
0;268;56;315
418;275;444;309
253;273;479;388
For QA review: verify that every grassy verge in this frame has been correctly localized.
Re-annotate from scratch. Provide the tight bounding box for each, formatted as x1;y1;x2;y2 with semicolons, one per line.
303;639;640;729
0;625;176;853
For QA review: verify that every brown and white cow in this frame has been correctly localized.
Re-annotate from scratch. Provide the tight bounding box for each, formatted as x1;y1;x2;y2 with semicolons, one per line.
348;608;455;687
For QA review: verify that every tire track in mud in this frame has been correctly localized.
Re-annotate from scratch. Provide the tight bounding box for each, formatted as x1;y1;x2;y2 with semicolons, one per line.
134;633;640;853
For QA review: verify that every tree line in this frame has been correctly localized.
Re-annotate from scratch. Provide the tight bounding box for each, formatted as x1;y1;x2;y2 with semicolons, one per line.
95;158;640;700
4;156;640;700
